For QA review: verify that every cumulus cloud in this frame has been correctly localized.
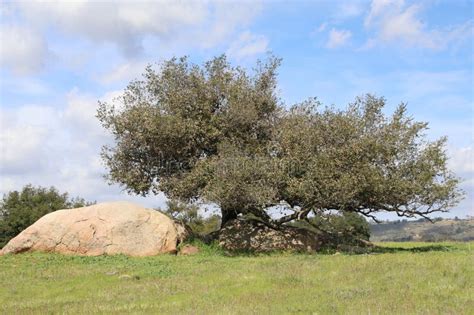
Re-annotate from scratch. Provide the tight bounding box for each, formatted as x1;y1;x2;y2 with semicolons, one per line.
363;0;473;50
335;1;365;19
448;146;474;217
199;2;262;49
1;1;263;76
17;1;207;56
449;146;474;177
13;1;261;57
0;93;103;180
325;28;352;49
0;105;54;173
226;31;268;60
0;89;166;208
63;90;109;138
365;0;404;27
99;60;148;85
0;24;50;75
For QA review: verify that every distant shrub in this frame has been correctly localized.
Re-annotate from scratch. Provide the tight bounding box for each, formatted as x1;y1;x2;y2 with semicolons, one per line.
0;184;94;247
291;211;371;245
162;200;221;236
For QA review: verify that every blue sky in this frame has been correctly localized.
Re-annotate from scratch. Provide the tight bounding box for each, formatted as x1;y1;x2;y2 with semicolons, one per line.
0;0;472;219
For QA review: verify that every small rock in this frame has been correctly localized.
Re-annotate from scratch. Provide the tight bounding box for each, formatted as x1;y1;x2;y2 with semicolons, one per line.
179;245;199;256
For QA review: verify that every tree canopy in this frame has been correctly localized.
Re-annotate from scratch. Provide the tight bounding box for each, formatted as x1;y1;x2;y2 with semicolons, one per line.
97;55;463;228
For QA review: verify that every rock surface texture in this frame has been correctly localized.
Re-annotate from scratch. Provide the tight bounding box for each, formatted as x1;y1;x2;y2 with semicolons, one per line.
0;201;189;256
218;219;325;253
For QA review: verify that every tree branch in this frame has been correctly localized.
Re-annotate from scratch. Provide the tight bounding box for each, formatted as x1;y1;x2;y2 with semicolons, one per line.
272;208;310;225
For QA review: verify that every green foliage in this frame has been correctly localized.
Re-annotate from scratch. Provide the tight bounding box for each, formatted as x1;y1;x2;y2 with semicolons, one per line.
97;55;282;226
308;212;370;241
288;212;370;247
162;200;220;235
0;184;93;247
97;55;463;229
275;96;463;222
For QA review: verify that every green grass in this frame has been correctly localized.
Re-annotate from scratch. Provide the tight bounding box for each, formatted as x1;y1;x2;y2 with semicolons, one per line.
1;242;473;314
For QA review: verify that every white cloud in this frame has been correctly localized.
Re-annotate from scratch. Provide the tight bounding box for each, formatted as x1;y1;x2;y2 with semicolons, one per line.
336;1;365;19
365;0;404;27
63;90;108;138
379;4;424;42
14;1;261;57
0;24;50;75
227;31;268;60
448;146;474;217
363;0;473;50
1;1;263;76
199;2;262;49
449;147;474;175
99;60;148;85
0;89;166;208
17;1;207;56
0;106;53;174
325;28;352;49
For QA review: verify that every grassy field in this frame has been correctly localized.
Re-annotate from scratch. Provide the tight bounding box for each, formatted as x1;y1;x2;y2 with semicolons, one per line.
0;242;472;314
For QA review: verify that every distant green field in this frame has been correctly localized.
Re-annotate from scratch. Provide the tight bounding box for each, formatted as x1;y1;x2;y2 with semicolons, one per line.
1;242;472;314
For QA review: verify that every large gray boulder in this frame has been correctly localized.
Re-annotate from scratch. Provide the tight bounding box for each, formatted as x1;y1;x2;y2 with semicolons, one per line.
0;201;190;256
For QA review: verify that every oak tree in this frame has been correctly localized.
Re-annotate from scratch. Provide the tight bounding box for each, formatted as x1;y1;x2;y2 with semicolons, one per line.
97;55;462;229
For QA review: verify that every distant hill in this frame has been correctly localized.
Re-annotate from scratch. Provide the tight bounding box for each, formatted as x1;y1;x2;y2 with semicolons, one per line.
370;218;474;242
